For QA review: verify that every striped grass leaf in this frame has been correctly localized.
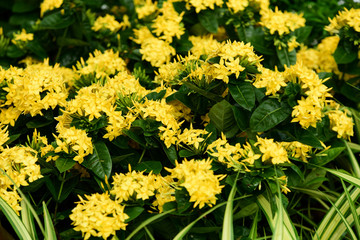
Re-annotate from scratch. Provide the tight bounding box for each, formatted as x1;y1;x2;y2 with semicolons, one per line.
21;199;38;240
325;168;360;189
125;209;176;240
222;172;239;240
43;202;57;240
272;180;284;240
0;196;32;240
344;140;360;178
341;179;360;238
173;195;250;240
324;192;357;240
0;169;45;236
313;187;360;240
249;210;259;239
257;194;299;240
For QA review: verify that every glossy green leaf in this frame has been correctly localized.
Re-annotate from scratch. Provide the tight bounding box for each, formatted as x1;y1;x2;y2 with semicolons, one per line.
209;100;239;138
310;147;345;166
198;10;218;33
39;11;75;29
250;99;291;132
334;40;357;64
276;48;296;67
82;141;112;180
228;82;255;111
125;207;145;223
232;105;249;131
294;26;312;43
134;161;162;174
55;158;76;173
340;81;360;103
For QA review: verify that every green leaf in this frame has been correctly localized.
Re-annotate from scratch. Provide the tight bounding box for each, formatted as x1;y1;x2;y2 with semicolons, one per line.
55;158;76;173
125;207;145;223
294;26;312;43
293;126;324;149
43;202;57;240
231;105;249;131
6;45;25;58
26;118;53;128
245;26;274;55
208;100;239;138
222;172;239;240
125;209;176;240
161;143;177;166
276;48;296;67
250;99;291;132
173;196;250;240
82;141;112;180
134;161;162;174
302;168;327;189
198;10;218;33
179;149;197;158
26;40;47;59
228;82;255;111
340;81;360;103
334;40;357;64
21;200;37;240
0;197;32;240
340;179;360;238
39;11;75;29
12;0;40;13
310;147;345;166
56;37;90;47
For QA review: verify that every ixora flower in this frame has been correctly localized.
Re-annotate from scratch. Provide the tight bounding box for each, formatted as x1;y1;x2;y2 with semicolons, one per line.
11;29;33;47
92;14;125;33
326;8;360;34
70;192;128;240
40;0;63;17
260;7;306;36
166;158;226;209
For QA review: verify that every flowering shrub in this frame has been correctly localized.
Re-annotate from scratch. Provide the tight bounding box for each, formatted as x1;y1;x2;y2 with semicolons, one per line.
0;0;360;239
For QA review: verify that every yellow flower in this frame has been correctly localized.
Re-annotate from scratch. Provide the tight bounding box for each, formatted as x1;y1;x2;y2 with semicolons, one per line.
70;193;128;240
287;37;300;51
135;0;158;19
92;14;122;33
291;96;323;129
327;109;354;139
253;66;287;96
281;141;312;162
326;8;360;34
111;169;158;202
189;35;221;58
0;125;9;148
166;159;225;209
152;176;176;212
177;125;208;149
54;126;93;163
255;137;290;164
227;0;249;13
152;1;185;43
74;49;127;80
260;7;305;36
11;29;33;45
40;0;63;17
184;0;224;13
0;146;43;187
0;189;22;214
